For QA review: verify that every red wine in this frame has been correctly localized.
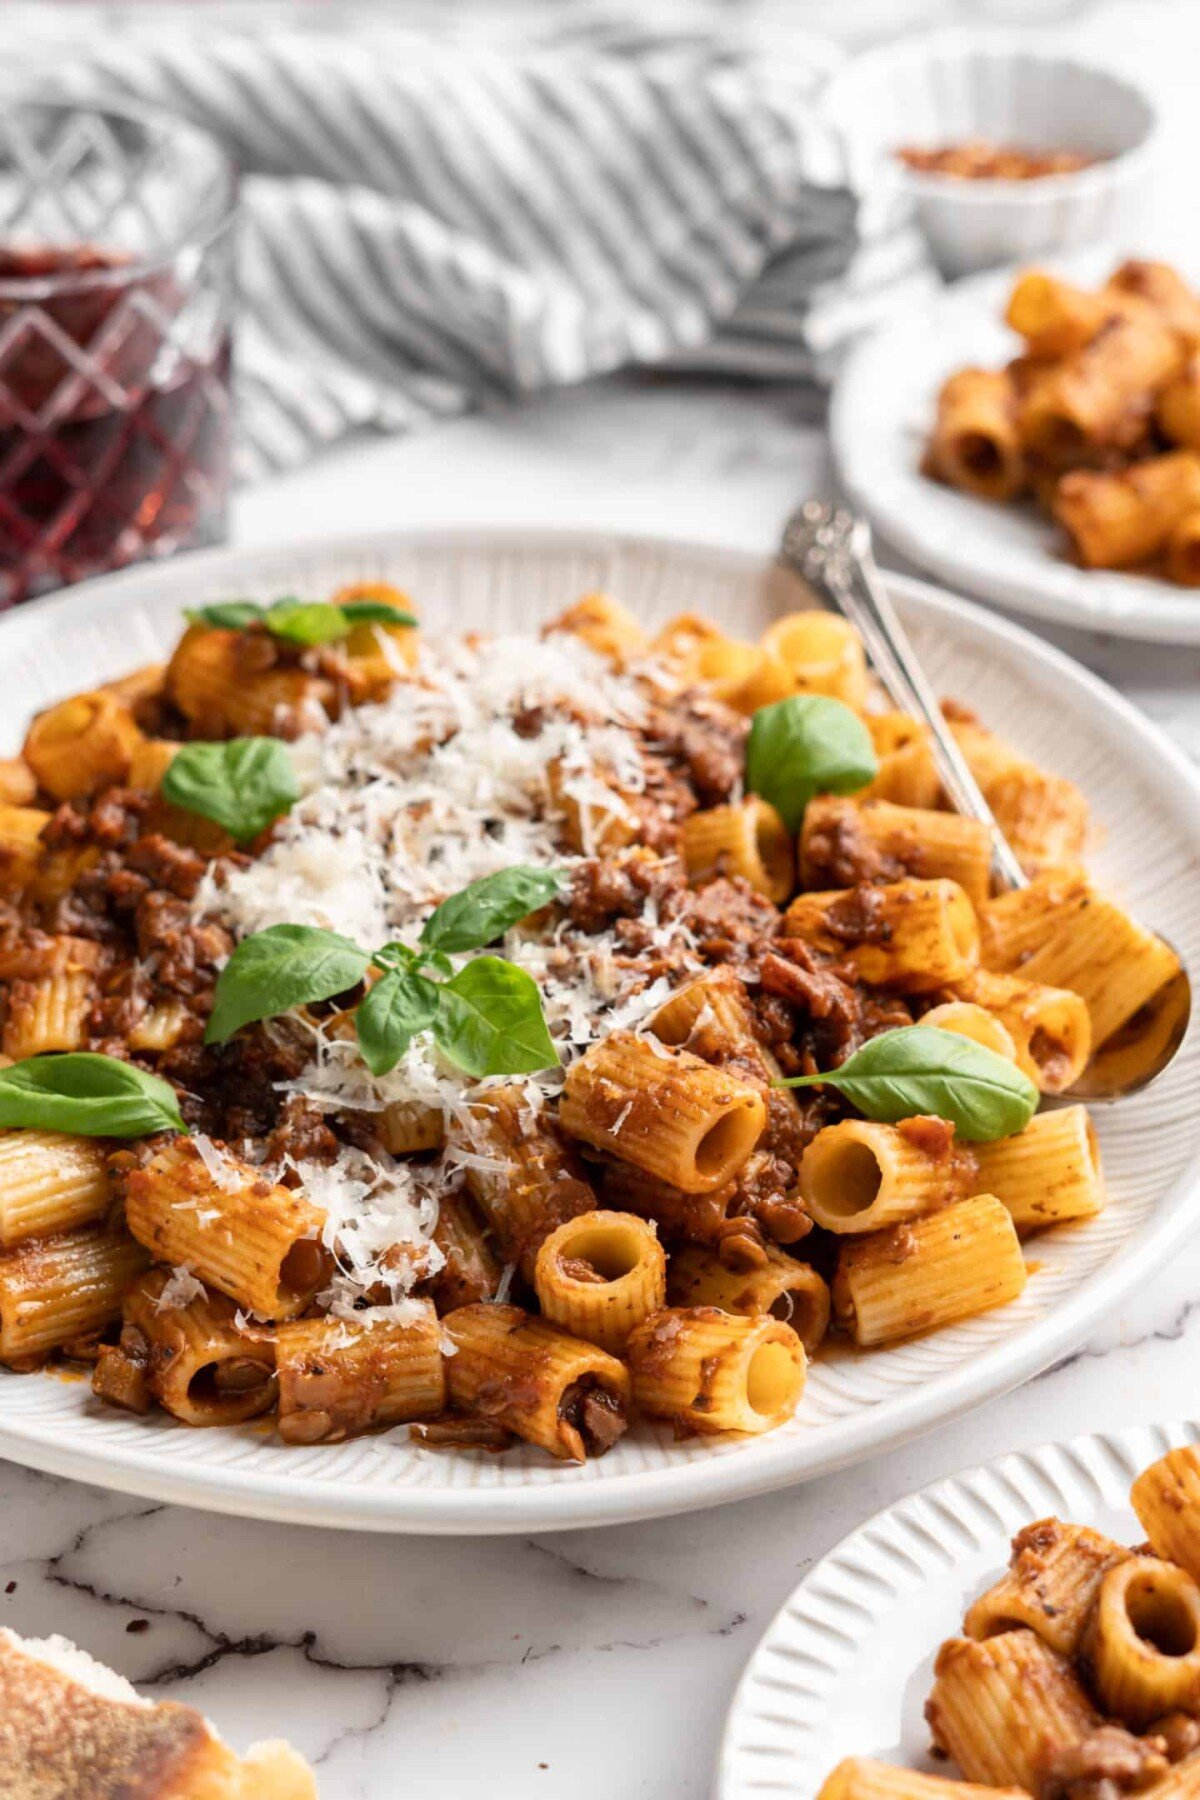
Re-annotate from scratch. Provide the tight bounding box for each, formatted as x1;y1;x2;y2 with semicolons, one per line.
0;244;231;604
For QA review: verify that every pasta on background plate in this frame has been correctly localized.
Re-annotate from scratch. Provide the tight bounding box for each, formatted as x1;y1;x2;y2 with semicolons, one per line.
926;258;1200;588
820;1441;1200;1800
0;580;1172;1464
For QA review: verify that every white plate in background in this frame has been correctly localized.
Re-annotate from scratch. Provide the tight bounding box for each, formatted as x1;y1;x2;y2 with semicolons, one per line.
0;527;1196;1532
830;249;1200;644
717;1420;1200;1799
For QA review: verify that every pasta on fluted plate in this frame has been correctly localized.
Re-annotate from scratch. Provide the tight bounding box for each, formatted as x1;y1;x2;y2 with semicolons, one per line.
820;1443;1200;1800
926;258;1200;587
0;584;1171;1462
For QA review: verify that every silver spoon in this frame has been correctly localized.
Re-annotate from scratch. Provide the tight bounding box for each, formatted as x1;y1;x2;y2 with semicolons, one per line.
777;499;1191;1102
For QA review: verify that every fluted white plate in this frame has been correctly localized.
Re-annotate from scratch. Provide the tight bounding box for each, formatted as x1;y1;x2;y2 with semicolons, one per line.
717;1420;1200;1798
831;248;1200;644
0;527;1197;1533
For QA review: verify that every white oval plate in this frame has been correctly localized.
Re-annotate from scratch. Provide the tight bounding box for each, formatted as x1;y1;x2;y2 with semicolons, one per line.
0;527;1198;1534
717;1419;1200;1799
830;248;1200;645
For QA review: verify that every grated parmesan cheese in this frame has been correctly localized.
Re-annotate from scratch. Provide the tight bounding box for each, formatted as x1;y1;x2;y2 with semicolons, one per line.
154;1266;206;1312
190;632;703;1314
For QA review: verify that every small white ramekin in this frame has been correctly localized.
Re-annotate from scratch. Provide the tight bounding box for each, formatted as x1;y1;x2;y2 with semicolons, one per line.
821;29;1159;277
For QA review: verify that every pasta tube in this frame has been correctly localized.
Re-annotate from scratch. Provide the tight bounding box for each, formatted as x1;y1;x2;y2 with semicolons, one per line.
0;1130;112;1246
1108;259;1200;348
1132;1447;1200;1581
665;1243;830;1356
127;999;193;1054
104;1268;278;1428
378;1099;445;1155
1;934;104;1061
166;626;332;738
625;1305;805;1435
862;713;940;810
443;1302;630;1460
964;1517;1129;1656
981;873;1181;1050
276;1305;444;1444
1081;1556;1200;1727
534;1210;666;1353
682;797;793;903
1021;311;1182;465
926;1630;1100;1793
973;1106;1104;1237
1005;269;1125;359
0;759;35;805
782;880;979;993
818;1762;1028;1800
832;1195;1026;1347
601;1161;754;1250
647;967;763;1061
559;1032;766;1195
0;1228;149;1365
930;367;1026;500
543;593;648;668
1158;353;1200;449
800;797;992;909
759;612;868;709
22;691;141;800
950;718;1089;869
459;1084;596;1281
945;968;1091;1095
122;1139;330;1320
800;1119;977;1235
1053;452;1200;569
0;805;49;895
920;1000;1018;1063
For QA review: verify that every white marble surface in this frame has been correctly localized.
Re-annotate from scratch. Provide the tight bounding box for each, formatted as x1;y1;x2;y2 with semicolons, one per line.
6;3;1200;1790
0;372;1192;1799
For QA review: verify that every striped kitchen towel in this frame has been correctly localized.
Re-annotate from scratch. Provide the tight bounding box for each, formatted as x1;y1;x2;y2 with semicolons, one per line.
9;4;932;482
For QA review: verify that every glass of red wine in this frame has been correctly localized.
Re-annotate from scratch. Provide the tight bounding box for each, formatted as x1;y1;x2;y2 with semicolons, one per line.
0;101;236;606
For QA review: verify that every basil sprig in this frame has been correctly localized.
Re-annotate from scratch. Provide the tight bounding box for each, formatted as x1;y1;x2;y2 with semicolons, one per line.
205;866;566;1079
745;694;878;832
777;1024;1038;1143
0;1053;187;1137
185;595;417;646
160;738;300;844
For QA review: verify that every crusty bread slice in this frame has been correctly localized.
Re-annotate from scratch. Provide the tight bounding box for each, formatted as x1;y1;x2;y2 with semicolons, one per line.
0;1628;315;1798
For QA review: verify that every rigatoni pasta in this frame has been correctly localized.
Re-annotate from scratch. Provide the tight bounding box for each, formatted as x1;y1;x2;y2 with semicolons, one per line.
832;1195;1026;1348
815;1442;1200;1798
625;1306;806;1435
122;1138;330;1320
928;258;1200;587
443;1302;630;1461
276;1305;445;1444
534;1210;665;1353
0;1130;111;1246
0;578;1132;1464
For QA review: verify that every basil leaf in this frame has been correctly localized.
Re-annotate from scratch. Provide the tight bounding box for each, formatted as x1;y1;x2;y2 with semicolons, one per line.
745;694;878;833
0;1053;186;1137
778;1024;1038;1143
434;956;558;1079
185;601;264;631
421;867;567;955
341;600;418;629
205;924;371;1045
355;967;441;1076
160;738;299;844
261;600;351;647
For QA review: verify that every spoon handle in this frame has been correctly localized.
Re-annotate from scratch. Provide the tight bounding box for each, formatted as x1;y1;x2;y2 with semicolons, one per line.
778;500;1029;894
